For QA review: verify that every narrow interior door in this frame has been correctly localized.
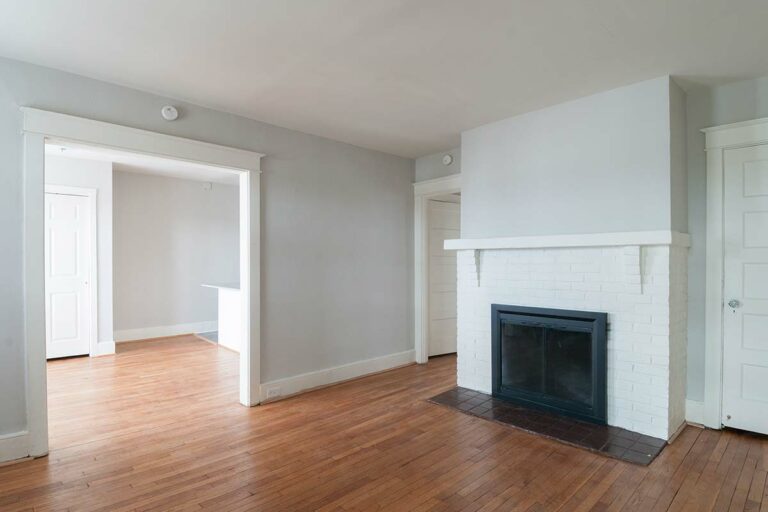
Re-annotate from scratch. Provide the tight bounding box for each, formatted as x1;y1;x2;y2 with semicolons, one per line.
45;192;92;359
428;199;460;356
722;144;768;435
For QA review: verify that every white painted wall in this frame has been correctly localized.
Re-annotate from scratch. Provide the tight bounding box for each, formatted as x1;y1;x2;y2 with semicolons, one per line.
44;155;114;350
415;148;461;182
461;77;675;238
113;170;239;336
686;75;768;402
0;56;414;440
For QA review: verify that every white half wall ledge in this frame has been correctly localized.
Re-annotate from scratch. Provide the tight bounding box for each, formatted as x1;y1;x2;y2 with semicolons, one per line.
259;349;415;403
114;320;218;342
444;230;691;251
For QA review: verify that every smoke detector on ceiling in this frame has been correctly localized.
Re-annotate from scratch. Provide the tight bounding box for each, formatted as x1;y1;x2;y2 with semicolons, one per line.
442;154;454;166
161;105;179;121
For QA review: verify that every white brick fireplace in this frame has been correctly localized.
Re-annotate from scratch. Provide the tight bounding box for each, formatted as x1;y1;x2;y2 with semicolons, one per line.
445;231;689;440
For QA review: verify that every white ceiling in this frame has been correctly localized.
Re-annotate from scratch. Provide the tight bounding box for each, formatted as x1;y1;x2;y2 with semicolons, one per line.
4;0;768;158
45;142;240;185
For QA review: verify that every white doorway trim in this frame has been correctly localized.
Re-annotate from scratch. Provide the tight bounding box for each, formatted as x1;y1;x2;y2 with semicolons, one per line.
413;174;461;364
44;184;99;358
22;108;264;458
702;116;768;429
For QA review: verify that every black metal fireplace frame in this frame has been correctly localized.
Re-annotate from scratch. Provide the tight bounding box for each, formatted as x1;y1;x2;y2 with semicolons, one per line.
491;304;607;424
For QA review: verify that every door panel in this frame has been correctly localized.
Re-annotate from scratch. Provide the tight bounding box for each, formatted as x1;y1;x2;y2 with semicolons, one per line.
428;200;460;357
45;192;92;359
722;145;768;434
744;160;768;195
50;226;80;276
743;314;768;351
50;292;80;340
744;212;768;247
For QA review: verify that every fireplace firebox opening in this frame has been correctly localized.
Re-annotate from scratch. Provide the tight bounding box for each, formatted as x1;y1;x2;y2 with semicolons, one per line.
491;304;607;424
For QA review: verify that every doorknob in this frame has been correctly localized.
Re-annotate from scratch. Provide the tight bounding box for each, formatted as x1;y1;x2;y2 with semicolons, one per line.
728;299;741;309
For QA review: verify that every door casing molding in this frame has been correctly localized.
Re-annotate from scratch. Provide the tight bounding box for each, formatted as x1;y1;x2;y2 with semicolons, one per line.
413;174;461;364
702;116;768;428
21;108;264;460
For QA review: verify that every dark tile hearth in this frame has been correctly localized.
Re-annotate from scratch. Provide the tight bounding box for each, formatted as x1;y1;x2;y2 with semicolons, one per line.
429;387;666;466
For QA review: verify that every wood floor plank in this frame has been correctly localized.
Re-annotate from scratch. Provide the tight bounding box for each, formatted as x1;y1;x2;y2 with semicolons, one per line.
0;336;766;511
713;435;754;511
658;428;723;511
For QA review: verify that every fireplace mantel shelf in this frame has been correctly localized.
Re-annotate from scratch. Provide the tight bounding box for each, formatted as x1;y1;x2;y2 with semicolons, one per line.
444;230;690;251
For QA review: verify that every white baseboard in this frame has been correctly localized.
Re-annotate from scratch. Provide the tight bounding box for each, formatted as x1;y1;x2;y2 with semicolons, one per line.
686;399;705;425
93;340;115;356
260;349;416;403
115;321;218;342
0;431;29;463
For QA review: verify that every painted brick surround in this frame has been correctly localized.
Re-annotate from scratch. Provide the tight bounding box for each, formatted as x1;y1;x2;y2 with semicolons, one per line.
454;243;687;440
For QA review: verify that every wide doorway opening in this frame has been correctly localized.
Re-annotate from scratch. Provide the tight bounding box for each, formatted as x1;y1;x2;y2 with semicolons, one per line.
43;140;248;449
21;109;262;459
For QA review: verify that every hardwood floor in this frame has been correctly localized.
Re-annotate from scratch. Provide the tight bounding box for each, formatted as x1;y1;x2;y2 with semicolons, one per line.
1;336;767;511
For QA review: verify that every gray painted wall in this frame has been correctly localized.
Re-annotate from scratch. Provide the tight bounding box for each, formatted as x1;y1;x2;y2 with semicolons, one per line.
113;171;239;332
0;57;414;437
415;148;461;182
45;155;114;348
670;80;688;233
460;77;675;239
685;75;768;402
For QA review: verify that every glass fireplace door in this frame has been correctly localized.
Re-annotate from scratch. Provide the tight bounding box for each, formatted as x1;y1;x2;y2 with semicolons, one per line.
491;304;607;424
499;319;593;409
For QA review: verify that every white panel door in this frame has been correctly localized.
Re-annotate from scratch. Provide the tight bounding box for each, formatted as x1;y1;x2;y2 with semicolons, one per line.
428;199;460;357
45;192;92;359
723;145;768;434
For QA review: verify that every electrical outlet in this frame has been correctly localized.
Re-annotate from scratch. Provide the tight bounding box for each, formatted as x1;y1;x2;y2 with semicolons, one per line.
266;387;281;400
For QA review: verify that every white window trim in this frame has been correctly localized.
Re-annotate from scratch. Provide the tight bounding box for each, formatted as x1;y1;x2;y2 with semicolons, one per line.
702;115;768;429
413;174;461;364
21;108;264;459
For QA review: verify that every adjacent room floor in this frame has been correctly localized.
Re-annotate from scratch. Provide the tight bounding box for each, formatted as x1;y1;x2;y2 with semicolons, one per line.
0;337;766;511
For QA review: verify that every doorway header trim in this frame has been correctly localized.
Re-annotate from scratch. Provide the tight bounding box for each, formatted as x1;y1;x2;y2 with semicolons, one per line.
21;107;264;172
